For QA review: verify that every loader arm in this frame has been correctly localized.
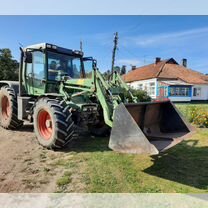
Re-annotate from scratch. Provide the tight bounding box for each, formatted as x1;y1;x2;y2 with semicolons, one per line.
111;71;137;103
94;69;120;127
59;67;122;128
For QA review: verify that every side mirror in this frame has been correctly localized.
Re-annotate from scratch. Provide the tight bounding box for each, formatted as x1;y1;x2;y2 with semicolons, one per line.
24;52;32;63
83;57;97;69
92;59;97;69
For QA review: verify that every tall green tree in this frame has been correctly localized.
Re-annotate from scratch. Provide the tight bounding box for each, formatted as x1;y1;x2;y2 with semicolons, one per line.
0;48;19;81
114;66;120;73
120;65;126;75
103;70;111;80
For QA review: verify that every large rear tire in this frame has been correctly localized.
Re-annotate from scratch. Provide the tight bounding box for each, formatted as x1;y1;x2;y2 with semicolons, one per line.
33;98;75;149
0;86;23;129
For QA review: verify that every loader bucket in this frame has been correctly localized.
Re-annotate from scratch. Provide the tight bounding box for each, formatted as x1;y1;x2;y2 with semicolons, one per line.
109;101;193;155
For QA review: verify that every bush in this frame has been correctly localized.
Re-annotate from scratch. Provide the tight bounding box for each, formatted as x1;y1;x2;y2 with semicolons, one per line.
178;105;208;128
125;88;151;102
191;109;208;128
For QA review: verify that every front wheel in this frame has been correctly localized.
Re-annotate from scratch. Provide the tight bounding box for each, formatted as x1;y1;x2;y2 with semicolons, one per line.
33;98;75;149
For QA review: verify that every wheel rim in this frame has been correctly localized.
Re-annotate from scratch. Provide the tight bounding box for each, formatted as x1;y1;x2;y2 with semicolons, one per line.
1;96;10;120
37;110;53;140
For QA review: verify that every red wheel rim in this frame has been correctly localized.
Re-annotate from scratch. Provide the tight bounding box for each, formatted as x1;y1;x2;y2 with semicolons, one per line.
37;110;53;140
1;96;10;120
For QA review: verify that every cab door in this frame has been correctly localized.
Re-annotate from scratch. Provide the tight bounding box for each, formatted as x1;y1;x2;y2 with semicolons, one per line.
25;61;34;95
25;51;46;95
32;51;46;95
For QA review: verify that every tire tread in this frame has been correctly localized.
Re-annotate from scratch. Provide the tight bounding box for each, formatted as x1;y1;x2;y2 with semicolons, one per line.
33;98;75;149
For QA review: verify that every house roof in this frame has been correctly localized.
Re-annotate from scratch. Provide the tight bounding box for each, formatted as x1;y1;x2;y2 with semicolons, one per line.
123;58;208;85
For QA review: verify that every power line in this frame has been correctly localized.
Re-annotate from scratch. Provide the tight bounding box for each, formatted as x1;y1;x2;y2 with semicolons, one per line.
120;42;157;61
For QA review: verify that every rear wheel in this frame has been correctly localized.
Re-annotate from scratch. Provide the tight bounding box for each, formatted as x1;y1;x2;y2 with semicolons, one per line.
33;98;75;149
0;86;23;129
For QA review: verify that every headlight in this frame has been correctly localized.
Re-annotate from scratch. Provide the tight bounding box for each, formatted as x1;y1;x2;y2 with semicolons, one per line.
46;44;52;48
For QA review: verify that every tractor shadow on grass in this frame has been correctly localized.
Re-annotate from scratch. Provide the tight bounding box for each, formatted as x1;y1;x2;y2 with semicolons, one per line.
144;139;208;190
17;124;111;153
62;134;111;153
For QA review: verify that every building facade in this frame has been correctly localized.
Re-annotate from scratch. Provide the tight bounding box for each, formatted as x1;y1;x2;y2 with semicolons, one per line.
123;58;208;102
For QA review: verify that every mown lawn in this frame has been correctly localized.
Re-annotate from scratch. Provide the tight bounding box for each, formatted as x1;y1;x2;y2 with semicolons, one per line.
53;104;208;193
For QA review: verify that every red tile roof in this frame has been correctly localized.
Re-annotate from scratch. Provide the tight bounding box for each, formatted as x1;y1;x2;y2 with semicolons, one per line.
122;60;166;82
123;58;208;85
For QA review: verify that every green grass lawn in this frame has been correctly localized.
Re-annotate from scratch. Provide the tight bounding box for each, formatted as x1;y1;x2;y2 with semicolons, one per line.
53;104;208;193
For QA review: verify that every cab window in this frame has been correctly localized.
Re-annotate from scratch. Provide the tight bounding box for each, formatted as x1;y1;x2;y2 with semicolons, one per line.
32;51;45;89
83;58;94;78
47;52;82;80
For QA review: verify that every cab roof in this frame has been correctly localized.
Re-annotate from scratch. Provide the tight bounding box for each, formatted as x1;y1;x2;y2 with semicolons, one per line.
24;43;83;57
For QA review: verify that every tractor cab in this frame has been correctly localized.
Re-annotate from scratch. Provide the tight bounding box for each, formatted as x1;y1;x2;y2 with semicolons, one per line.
21;43;92;96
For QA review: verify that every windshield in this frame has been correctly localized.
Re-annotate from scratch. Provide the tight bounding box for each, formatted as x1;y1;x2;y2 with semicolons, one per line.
47;51;82;80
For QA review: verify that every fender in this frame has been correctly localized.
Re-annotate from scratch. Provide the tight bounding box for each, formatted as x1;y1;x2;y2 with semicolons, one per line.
0;81;19;95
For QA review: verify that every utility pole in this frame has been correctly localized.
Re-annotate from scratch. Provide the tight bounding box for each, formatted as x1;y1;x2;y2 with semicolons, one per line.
80;40;83;52
111;32;118;74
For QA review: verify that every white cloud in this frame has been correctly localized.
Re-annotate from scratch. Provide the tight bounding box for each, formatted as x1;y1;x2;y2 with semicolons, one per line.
124;27;208;47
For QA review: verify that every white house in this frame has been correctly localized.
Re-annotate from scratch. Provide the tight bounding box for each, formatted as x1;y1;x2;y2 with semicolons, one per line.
123;58;208;102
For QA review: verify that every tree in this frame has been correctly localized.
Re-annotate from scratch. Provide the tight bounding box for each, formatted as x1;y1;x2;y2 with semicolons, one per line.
103;70;111;80
120;65;126;75
0;48;19;81
114;66;120;73
124;88;151;102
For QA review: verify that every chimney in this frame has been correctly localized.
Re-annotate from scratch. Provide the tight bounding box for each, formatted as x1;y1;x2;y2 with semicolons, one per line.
182;58;187;67
155;57;161;64
131;65;136;71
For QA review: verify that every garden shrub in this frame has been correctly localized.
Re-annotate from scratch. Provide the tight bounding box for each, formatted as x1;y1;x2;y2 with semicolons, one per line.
179;106;208;128
125;88;151;102
192;110;208;128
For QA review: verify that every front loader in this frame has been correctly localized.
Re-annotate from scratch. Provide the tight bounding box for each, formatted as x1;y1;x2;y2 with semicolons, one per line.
0;43;193;155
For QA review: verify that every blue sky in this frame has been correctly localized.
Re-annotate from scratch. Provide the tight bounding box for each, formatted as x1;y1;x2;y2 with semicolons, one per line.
0;16;208;74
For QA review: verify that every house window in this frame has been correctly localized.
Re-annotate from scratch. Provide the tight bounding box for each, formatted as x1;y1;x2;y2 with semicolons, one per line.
175;87;180;96
140;82;156;96
169;87;190;97
149;82;155;96
144;83;148;91
164;87;168;97
170;88;175;96
129;84;135;89
137;84;143;90
142;82;155;96
193;87;201;97
181;87;189;96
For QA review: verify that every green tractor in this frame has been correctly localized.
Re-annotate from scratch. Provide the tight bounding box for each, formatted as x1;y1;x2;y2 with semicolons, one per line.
0;43;193;155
